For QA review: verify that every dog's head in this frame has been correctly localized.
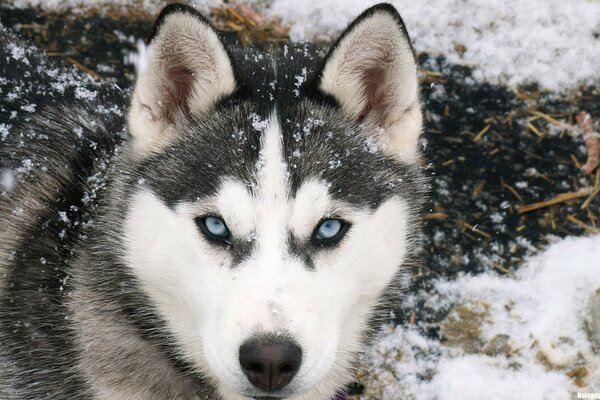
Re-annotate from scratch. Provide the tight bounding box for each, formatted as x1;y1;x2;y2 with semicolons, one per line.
120;3;425;399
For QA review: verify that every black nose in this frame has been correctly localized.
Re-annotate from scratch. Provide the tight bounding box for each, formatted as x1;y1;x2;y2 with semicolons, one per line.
239;337;302;392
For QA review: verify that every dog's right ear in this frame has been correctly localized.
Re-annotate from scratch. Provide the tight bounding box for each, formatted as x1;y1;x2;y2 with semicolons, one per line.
128;4;237;153
317;4;421;163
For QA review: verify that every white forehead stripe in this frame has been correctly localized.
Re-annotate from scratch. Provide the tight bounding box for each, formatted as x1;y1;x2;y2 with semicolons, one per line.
256;114;287;198
255;114;290;256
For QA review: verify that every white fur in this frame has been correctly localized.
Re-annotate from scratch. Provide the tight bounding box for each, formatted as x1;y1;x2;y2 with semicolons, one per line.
319;10;422;163
128;12;236;154
123;117;412;399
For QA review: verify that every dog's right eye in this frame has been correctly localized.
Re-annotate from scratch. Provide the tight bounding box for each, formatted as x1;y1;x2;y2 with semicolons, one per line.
196;216;231;243
311;218;350;247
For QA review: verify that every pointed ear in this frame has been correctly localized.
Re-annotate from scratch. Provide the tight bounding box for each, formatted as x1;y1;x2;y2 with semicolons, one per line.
318;4;422;162
128;4;237;153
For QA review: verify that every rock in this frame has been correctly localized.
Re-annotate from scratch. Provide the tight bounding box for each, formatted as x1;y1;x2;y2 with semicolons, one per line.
566;366;589;388
442;304;487;354
482;334;512;356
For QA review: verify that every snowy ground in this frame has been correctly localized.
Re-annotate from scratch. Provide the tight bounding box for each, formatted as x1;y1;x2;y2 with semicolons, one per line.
269;0;600;91
360;235;600;399
5;0;600;90
1;0;600;399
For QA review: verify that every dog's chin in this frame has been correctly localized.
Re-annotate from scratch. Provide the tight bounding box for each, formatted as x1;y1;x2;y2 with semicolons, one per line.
240;390;294;400
237;385;318;400
215;381;302;400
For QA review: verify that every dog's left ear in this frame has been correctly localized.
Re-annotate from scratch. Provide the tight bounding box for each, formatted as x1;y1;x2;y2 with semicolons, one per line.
318;4;422;162
128;4;237;153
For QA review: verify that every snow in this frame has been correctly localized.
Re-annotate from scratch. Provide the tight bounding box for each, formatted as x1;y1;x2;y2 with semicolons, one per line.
249;112;269;131
425;355;571;400
293;67;307;97
5;0;599;90
0;168;15;192
74;86;97;100
268;0;600;91
125;39;151;75
0;123;11;140
7;41;29;65
360;234;600;399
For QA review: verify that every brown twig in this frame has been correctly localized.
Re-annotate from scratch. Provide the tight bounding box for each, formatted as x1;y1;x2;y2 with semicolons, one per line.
576;111;600;175
517;191;590;214
501;179;524;203
491;263;510;274
231;1;266;26
424;212;449;220
527;110;563;127
527;122;544;138
473;124;491;142
64;57;101;80
567;214;599;234
462;222;492;240
581;185;600;210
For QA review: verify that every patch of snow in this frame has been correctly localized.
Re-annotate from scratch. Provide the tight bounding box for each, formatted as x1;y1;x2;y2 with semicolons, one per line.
0;123;11;140
423;355;571;400
361;234;600;399
293;67;307;97
58;211;70;223
0;169;15;192
74;86;97;100
267;0;600;90
249;112;268;131
20;103;36;112
7;42;29;65
364;137;379;153
6;0;599;89
125;39;151;74
328;158;341;169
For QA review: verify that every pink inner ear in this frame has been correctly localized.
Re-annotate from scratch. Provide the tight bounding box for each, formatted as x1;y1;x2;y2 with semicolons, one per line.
359;61;392;127
160;62;194;124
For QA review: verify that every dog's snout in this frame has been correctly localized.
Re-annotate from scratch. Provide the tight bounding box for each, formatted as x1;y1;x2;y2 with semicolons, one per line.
239;338;302;392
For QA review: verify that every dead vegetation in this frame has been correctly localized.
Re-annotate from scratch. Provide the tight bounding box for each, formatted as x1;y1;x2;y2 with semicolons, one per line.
210;1;290;46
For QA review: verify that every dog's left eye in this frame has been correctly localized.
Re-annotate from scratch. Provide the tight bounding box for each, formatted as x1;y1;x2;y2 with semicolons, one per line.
196;216;230;242
312;219;349;246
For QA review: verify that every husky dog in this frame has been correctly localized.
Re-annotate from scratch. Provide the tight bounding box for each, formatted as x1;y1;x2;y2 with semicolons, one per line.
0;3;426;399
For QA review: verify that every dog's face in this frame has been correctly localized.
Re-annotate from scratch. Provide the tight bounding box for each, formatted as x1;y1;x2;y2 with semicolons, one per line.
120;4;424;399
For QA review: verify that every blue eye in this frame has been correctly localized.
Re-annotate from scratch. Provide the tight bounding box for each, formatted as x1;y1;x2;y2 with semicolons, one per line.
197;216;230;242
205;217;228;236
313;219;348;245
